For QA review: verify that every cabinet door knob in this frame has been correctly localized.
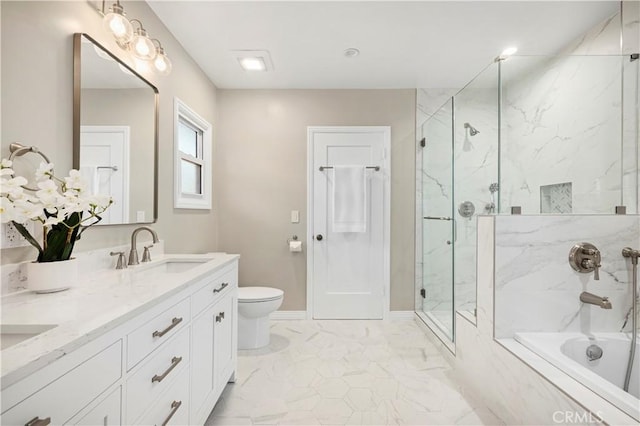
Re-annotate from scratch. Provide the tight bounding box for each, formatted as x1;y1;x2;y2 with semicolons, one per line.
25;417;51;426
316;234;323;241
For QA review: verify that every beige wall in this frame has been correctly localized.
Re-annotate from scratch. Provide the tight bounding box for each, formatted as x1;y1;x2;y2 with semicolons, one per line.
216;90;416;311
1;1;219;263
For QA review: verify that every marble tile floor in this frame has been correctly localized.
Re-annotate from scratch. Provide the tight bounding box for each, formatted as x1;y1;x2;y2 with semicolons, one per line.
205;320;504;425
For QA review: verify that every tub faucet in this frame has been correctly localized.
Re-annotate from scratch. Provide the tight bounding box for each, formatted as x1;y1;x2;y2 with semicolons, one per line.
129;226;159;266
580;291;612;309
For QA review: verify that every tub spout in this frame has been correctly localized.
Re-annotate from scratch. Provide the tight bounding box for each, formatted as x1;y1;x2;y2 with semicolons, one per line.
580;291;612;309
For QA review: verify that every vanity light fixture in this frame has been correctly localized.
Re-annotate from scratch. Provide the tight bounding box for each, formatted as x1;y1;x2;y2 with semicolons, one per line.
103;1;133;44
129;20;156;61
100;1;171;76
152;40;172;76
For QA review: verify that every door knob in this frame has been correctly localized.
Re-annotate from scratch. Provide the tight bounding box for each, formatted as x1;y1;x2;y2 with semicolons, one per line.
316;234;323;241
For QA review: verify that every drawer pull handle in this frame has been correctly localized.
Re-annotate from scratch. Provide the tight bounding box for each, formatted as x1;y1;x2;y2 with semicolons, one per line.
152;317;183;338
213;282;229;293
152;356;183;383
25;417;50;426
161;400;182;426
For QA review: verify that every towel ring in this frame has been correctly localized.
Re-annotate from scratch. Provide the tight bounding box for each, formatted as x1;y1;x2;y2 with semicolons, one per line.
8;143;52;191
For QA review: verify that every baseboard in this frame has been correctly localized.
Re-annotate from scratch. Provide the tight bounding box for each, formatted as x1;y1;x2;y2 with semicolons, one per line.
388;310;415;320
271;310;307;320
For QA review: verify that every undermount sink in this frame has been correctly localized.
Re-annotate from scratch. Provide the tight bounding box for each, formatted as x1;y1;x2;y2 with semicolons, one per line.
1;324;58;351
131;257;213;280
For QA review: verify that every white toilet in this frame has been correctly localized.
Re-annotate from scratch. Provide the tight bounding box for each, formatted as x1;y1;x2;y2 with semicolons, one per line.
237;286;284;350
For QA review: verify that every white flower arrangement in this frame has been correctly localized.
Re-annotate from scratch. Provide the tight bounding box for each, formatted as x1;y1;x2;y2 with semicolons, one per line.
0;158;113;262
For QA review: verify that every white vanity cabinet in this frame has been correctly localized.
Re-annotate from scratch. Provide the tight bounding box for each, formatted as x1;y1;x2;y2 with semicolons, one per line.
0;257;239;426
190;265;238;424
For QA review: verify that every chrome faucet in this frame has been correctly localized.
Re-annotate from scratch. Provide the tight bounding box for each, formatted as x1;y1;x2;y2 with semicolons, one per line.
128;227;159;266
569;243;601;280
580;291;612;309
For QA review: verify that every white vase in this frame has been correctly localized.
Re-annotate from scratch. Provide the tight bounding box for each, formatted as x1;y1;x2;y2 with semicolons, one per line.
27;258;78;293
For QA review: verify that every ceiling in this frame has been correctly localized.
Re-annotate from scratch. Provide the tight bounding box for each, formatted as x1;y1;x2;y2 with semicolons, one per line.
147;1;619;89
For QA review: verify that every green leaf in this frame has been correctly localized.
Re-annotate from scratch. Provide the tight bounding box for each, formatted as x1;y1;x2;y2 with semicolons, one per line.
40;212;82;262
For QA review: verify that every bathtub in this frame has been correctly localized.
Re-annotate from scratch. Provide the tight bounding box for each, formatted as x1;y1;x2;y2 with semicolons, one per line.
515;332;639;421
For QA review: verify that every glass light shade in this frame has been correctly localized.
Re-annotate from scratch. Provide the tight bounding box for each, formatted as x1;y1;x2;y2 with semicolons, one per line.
103;9;133;43
131;29;156;61
153;49;172;76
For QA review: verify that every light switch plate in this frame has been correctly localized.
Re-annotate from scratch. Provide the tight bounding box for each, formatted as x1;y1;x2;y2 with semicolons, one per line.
291;210;300;223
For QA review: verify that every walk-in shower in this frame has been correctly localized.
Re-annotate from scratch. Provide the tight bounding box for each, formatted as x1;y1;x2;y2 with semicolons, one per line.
418;52;639;343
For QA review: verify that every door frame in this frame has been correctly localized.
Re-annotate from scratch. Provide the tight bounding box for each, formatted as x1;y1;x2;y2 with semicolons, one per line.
80;125;131;223
306;126;391;320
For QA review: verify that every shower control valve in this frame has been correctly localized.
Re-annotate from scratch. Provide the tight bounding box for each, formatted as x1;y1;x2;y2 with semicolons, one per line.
569;242;601;280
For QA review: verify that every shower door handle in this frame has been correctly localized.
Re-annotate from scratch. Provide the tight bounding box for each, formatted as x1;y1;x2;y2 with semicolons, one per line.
423;216;452;221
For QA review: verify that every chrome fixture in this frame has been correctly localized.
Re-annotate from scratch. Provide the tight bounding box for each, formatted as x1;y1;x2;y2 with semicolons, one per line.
141;245;153;262
621;247;638;392
569;242;601;280
579;292;612;309
110;251;127;270
128;226;159;266
489;182;499;193
586;344;603;361
458;201;475;218
100;1;172;75
463;122;480;136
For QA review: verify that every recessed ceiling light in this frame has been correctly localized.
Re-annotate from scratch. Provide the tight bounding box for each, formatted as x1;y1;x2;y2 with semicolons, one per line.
231;50;274;72
501;46;518;57
239;57;266;71
344;48;360;58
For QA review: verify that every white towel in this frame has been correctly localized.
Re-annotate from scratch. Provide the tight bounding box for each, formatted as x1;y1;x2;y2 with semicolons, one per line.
332;166;367;233
79;166;98;194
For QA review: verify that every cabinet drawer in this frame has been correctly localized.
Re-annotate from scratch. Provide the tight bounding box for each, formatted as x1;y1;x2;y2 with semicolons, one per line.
126;325;190;424
137;368;190;426
1;340;122;426
127;297;190;370
72;386;121;426
191;268;237;317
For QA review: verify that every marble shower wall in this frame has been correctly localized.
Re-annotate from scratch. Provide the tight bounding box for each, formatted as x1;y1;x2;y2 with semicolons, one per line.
500;55;625;214
452;84;498;312
494;215;640;338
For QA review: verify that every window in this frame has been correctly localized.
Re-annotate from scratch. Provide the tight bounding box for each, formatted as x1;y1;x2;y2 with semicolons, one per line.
174;98;212;209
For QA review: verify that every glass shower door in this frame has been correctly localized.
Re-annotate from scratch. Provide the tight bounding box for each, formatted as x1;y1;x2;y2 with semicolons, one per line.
421;99;455;340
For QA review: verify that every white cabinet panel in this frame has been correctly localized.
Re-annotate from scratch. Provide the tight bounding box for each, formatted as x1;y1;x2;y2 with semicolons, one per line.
190;304;215;420
137;371;189;426
126;326;190;424
126;297;190;370
1;341;122;426
72;386;121;426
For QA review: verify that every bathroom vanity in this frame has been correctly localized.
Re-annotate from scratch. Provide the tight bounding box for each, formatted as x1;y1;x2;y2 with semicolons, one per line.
0;253;238;425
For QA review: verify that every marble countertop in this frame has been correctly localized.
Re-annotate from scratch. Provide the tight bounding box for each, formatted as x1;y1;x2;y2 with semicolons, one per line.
1;253;239;389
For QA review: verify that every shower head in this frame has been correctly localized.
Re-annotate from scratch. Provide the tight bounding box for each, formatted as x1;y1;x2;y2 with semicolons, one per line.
464;122;480;136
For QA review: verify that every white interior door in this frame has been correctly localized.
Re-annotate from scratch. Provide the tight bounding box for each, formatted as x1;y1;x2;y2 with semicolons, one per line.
308;126;390;319
80;126;129;224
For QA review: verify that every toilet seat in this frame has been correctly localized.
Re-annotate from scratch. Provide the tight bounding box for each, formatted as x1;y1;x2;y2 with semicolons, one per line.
238;286;283;303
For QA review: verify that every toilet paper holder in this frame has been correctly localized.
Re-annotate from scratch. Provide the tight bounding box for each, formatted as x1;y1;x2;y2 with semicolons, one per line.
286;235;299;245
